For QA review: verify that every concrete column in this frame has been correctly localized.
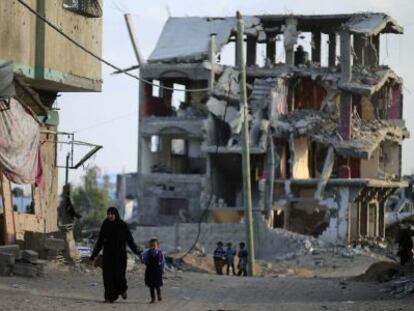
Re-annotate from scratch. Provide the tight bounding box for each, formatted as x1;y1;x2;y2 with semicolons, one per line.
339;92;352;140
365;35;379;67
339;30;352;141
340;30;352;83
284;18;298;65
356;202;361;239
353;34;365;66
283;205;290;230
246;36;257;66
375;201;380;238
208;34;217;89
347;201;352;243
379;201;386;239
311;32;321;63
266;37;276;64
328;33;337;67
360;203;367;237
366;203;370;238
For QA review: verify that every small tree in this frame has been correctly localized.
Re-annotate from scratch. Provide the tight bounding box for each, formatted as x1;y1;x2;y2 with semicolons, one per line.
72;166;109;240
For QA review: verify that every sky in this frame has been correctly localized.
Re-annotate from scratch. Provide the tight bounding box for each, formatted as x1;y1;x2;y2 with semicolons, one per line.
58;0;414;186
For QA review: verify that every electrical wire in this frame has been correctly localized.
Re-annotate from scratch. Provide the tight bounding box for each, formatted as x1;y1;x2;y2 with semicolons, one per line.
74;110;137;133
16;0;211;93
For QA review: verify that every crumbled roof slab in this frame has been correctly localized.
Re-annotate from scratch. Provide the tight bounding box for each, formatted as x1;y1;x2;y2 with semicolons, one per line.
149;13;403;63
273;110;409;159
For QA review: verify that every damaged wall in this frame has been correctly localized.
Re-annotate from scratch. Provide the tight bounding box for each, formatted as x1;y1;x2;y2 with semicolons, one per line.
138;173;205;225
0;0;102;91
318;187;351;245
360;148;380;178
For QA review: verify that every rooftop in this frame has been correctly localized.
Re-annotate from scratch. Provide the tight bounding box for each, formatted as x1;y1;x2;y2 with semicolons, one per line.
148;13;403;63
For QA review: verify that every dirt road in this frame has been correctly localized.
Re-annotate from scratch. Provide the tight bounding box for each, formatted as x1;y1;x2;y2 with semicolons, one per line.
0;263;412;311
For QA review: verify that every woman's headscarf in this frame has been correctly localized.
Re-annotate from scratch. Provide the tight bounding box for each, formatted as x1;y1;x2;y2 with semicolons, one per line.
107;207;120;221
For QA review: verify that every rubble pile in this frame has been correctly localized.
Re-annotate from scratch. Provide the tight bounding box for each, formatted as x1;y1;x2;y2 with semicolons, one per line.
0;245;45;277
273;109;408;159
387;276;414;297
43;237;66;263
24;232;67;263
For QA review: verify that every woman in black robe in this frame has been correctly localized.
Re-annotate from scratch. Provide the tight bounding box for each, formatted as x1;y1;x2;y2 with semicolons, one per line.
90;207;142;303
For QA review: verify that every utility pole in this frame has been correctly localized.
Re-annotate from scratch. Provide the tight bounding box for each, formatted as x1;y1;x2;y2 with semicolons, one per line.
124;14;145;67
124;14;146;217
236;11;256;276
65;152;70;185
124;13;145;166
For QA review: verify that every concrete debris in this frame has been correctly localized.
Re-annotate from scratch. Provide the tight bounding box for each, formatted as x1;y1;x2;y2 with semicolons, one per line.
388;276;414;297
21;250;39;263
148;13;402;63
211;66;240;101
0;252;16;266
273;110;408;159
44;238;66;251
345;13;403;35
206;97;242;135
0;245;20;256
0;245;45;278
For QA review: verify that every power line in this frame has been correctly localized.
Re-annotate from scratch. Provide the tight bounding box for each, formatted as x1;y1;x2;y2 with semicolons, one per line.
16;0;211;93
74;110;137;133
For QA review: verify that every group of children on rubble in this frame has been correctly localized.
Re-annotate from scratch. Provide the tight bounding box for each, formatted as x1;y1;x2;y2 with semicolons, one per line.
213;241;248;276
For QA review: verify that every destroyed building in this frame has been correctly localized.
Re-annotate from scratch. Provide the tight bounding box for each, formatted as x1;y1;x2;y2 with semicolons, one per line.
137;13;408;245
0;0;102;245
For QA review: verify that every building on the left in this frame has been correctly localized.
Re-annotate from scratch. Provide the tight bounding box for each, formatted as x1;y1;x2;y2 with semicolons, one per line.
0;0;102;244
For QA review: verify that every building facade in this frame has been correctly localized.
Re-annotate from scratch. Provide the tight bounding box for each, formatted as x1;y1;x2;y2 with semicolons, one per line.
137;13;408;244
0;0;102;243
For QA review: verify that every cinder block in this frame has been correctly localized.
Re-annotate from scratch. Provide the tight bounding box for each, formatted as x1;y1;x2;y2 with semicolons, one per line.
44;238;65;251
0;265;12;276
30;259;46;277
12;263;38;278
0;245;20;256
21;250;39;263
0;252;16;266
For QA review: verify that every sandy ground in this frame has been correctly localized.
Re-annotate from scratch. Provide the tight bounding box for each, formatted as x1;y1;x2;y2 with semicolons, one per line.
0;258;412;311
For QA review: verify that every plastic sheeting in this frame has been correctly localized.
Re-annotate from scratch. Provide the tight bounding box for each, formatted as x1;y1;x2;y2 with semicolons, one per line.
0;98;41;184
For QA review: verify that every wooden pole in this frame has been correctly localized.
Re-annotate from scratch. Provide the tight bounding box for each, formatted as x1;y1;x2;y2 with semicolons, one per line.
237;11;256;277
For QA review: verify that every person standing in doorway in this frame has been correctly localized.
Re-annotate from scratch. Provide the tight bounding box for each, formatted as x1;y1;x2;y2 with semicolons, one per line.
143;238;165;304
213;241;226;275
90;207;142;303
237;242;248;276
